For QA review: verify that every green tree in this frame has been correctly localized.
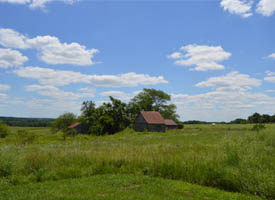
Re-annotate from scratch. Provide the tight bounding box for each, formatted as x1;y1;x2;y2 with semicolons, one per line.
129;88;179;121
51;113;77;133
260;114;271;123
248;113;261;123
81;97;130;135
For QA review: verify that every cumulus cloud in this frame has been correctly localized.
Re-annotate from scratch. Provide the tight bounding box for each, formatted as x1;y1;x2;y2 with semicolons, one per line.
0;0;78;9
171;72;274;121
0;48;28;68
168;44;231;71
267;53;275;59
256;0;275;16
264;70;275;83
13;66;168;87
220;0;253;18
195;71;262;89
0;84;10;91
0;28;98;66
25;84;95;100
0;29;29;49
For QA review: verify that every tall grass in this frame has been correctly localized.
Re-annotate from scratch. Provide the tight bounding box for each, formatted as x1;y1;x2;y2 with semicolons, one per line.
0;124;275;199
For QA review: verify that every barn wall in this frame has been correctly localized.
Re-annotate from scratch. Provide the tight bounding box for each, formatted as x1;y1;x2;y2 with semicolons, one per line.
134;113;166;132
147;124;165;132
166;125;177;130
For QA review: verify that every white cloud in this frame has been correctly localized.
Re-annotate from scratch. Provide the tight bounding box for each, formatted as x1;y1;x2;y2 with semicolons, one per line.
266;90;275;93
0;93;8;99
25;84;95;100
264;76;275;83
264;71;275;83
0;28;98;66
169;44;231;71
0;48;28;68
195;71;262;89
99;90;141;101
171;72;275;121
13;66;168;87
256;0;275;16
220;0;253;18
27;36;99;65
0;0;78;9
267;53;275;59
167;52;183;59
0;84;10;91
0;0;30;4
0;29;29;49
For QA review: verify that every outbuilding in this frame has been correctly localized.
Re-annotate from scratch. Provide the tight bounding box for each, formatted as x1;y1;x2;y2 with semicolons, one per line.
67;122;88;135
164;119;178;130
134;111;166;132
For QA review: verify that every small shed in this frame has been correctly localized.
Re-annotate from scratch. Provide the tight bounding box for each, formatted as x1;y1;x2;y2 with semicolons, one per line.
164;119;178;130
67;122;88;135
134;111;166;132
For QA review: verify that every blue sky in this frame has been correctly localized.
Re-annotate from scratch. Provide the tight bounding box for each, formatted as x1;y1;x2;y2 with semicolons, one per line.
0;0;274;121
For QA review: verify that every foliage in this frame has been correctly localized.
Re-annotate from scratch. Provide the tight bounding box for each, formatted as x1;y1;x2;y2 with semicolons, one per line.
81;97;130;135
0;122;9;138
129;88;179;122
80;89;179;135
231;113;275;124
51;113;77;133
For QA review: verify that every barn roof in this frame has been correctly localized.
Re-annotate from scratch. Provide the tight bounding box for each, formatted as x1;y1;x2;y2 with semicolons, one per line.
68;122;81;129
164;119;177;126
141;111;165;124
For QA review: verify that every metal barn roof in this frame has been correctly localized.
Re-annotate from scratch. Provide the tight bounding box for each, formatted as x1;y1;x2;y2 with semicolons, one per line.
141;111;165;124
164;119;177;126
67;122;81;129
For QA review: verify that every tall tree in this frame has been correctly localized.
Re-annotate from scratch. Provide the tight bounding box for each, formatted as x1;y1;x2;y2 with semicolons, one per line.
129;88;179;121
51;112;77;133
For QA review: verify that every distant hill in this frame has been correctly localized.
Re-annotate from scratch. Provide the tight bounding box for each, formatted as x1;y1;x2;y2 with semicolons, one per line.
0;117;55;127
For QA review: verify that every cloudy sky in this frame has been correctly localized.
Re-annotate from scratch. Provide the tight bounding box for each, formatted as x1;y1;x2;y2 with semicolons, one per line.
0;0;274;121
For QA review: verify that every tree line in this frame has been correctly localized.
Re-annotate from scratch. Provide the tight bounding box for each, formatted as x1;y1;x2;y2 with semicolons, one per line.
230;113;275;124
0;117;54;127
52;88;180;135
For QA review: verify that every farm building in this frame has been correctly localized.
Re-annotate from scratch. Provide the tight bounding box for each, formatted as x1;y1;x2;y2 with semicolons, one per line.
67;122;88;135
134;111;166;132
164;119;178;130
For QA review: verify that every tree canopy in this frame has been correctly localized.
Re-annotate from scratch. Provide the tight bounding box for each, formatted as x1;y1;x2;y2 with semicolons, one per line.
80;88;179;135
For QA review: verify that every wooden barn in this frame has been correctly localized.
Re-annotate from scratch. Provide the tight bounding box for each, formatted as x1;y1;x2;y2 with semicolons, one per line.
164;119;178;130
67;122;88;135
134;111;166;132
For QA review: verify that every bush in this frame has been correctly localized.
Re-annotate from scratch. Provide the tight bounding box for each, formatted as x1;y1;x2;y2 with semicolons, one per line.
251;124;266;132
0;123;9;138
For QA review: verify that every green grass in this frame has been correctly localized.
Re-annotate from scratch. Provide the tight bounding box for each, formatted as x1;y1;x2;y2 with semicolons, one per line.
0;174;263;200
0;124;275;199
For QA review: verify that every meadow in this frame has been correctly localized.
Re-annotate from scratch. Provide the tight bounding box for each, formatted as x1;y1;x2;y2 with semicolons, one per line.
0;124;274;199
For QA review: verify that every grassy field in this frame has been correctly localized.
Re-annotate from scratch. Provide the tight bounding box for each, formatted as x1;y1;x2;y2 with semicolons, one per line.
0;174;262;200
0;124;275;199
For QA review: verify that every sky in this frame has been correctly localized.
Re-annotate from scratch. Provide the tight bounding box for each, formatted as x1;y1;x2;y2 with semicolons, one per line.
0;0;274;122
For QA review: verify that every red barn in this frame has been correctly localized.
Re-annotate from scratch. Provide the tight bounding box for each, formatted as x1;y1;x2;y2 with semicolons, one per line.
134;111;166;132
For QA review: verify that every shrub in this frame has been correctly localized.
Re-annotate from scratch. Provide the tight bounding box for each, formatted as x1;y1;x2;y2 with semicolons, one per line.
252;124;266;132
0;123;9;138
